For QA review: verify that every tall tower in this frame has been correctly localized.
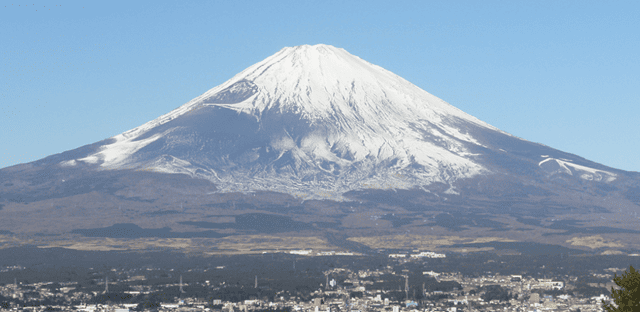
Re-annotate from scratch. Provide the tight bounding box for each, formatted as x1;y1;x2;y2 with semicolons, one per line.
404;275;409;301
255;275;258;288
14;278;17;288
325;273;329;290
180;275;185;293
105;276;109;293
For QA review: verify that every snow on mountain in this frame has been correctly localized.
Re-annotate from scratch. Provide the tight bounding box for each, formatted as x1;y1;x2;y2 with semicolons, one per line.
539;157;616;182
69;44;547;198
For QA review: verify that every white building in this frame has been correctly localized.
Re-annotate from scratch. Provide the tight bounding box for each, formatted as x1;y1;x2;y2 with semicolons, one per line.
411;251;446;258
290;250;313;255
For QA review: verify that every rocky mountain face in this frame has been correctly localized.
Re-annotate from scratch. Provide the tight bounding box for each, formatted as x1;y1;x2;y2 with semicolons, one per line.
1;44;639;254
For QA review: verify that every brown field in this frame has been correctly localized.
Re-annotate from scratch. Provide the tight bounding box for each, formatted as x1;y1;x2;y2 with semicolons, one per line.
347;234;515;250
0;234;339;255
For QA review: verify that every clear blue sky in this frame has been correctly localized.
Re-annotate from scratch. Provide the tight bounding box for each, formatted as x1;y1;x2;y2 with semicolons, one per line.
2;1;639;172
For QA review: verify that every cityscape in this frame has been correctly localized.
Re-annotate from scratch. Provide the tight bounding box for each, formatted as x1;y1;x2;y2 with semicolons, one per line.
1;248;636;312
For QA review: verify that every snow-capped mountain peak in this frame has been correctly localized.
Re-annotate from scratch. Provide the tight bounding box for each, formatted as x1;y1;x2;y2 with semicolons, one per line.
201;44;497;128
72;44;606;199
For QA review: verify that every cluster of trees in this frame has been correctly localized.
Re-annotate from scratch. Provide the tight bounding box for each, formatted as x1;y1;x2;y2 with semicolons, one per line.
0;295;10;309
602;266;639;312
479;285;511;302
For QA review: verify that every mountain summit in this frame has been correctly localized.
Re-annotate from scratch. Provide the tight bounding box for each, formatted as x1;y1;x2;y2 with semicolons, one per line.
66;44;561;198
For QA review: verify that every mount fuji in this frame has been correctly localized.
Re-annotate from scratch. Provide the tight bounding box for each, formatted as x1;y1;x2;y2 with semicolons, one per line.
1;44;639;253
72;44;506;197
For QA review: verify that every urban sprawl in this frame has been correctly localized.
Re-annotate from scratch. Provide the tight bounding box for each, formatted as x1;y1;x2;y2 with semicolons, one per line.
0;250;629;312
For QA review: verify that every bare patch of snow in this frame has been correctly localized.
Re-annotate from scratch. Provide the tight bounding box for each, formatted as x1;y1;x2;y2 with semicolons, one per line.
539;158;616;182
79;133;162;167
59;159;77;167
